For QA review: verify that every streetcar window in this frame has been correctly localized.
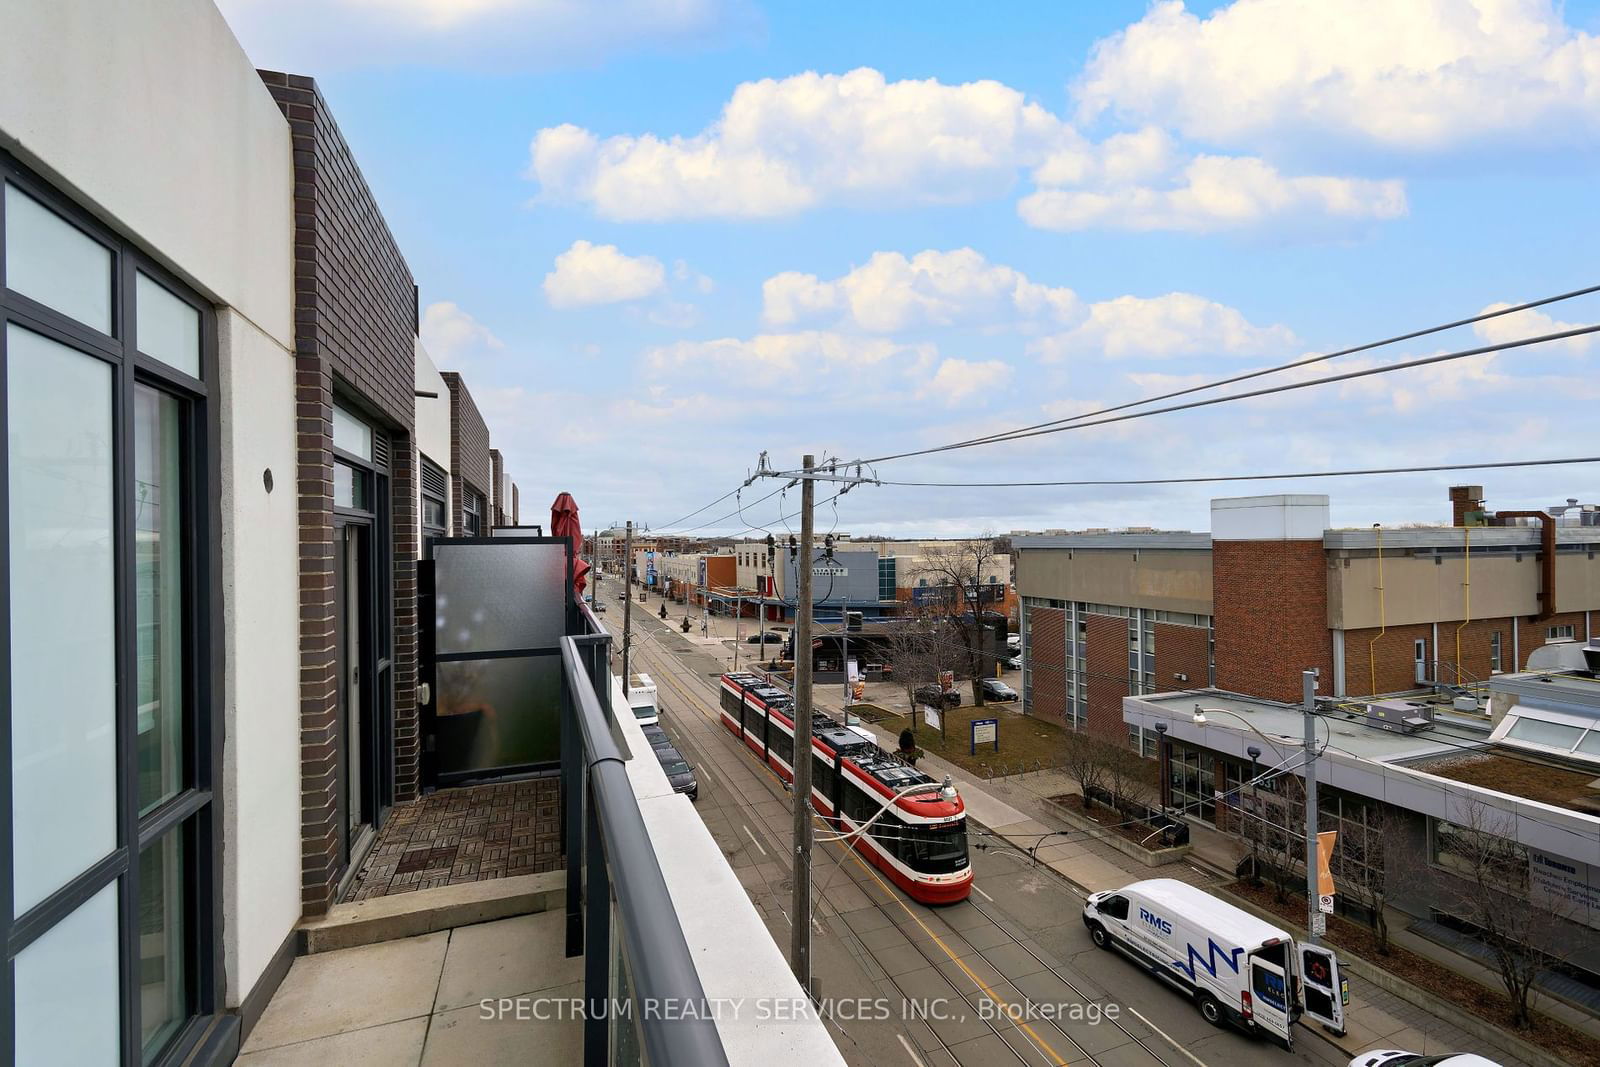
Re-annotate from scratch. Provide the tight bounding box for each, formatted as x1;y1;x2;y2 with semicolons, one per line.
900;819;968;874
813;754;832;796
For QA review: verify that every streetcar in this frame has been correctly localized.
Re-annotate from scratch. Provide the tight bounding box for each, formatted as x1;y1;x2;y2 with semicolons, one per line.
718;671;972;904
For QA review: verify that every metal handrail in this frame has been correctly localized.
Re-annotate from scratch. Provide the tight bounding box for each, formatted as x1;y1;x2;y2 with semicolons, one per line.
560;634;729;1067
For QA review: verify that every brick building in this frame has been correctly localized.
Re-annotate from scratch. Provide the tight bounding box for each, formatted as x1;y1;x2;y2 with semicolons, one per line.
1017;492;1600;742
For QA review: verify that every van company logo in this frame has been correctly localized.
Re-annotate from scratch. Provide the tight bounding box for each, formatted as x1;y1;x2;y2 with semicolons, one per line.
1169;939;1244;981
1138;907;1172;935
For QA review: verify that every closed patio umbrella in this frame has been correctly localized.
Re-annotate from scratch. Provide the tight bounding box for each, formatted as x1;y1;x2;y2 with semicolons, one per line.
550;491;590;596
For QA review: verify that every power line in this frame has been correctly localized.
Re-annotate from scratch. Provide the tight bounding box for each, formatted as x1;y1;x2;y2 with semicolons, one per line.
654;484;745;532
871;454;1600;489
848;284;1600;466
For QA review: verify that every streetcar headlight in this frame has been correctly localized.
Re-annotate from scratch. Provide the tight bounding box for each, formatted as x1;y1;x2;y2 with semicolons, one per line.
939;775;957;803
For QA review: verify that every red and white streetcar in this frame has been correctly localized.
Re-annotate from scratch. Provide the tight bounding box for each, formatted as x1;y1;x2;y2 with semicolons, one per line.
718;672;972;904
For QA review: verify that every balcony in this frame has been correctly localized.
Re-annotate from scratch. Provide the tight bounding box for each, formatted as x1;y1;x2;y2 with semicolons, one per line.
240;537;841;1065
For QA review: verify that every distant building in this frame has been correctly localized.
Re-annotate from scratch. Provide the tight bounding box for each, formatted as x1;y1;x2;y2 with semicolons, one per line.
1016;491;1600;740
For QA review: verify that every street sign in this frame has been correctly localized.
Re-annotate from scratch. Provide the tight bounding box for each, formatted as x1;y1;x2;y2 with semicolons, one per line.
921;704;941;731
970;717;999;755
1319;894;1335;915
1311;913;1327;937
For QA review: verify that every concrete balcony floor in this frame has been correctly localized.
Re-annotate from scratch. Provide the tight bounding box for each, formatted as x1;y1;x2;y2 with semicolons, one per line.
237;909;581;1064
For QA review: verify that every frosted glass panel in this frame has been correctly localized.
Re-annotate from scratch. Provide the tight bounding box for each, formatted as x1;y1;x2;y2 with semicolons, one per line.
135;271;199;377
434;656;562;773
15;883;120;1065
434;542;568;654
332;402;372;461
4;182;112;333
7;324;118;914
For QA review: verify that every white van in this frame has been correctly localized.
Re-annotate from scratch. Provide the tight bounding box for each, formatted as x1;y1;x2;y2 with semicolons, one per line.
627;674;659;727
1083;878;1347;1049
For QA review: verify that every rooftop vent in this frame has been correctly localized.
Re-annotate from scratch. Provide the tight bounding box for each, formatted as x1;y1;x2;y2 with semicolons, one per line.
1365;699;1435;735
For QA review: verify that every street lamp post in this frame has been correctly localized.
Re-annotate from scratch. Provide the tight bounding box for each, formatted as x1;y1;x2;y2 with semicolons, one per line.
1193;667;1325;943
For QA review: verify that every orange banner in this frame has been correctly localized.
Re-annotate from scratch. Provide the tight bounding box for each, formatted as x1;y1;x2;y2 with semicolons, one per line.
1317;830;1338;897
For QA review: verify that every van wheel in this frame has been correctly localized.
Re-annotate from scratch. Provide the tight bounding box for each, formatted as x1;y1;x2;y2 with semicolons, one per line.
1196;993;1224;1027
1088;923;1110;950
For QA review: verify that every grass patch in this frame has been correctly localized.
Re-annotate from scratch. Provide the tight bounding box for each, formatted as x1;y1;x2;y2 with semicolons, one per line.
878;703;1067;778
846;703;892;723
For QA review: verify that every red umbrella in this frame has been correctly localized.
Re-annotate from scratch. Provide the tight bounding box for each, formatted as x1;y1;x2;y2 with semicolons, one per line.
550;492;591;596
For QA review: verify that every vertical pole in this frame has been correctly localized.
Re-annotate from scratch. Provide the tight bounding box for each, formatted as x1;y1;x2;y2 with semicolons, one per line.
734;593;742;670
621;521;633;688
1304;668;1320;944
841;591;850;708
791;455;816;994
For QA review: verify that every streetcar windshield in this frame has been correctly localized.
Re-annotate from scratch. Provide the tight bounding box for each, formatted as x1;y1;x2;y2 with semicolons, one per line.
901;819;968;873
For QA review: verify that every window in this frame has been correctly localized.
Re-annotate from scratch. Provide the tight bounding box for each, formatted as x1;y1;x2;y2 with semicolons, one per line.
1506;715;1583;750
1490;631;1503;673
463;488;483;536
1549;624;1576;641
1097;895;1129;920
2;160;218;1065
1431;818;1528;890
421;458;448;539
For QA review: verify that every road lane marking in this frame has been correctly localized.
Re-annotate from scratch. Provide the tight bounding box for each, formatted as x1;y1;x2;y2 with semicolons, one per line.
974;885;994;903
743;825;768;857
896;1033;927;1067
1125;1005;1207;1067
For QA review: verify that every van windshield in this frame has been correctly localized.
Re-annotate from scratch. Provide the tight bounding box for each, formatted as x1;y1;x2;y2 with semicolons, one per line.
632;703;656;721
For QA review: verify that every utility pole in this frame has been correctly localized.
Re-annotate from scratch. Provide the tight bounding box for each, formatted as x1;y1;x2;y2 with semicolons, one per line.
1304;668;1321;943
734;591;742;670
791;455;816;994
621;521;634;687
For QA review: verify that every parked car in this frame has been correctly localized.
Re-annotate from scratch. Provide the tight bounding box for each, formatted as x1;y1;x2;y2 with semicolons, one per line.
592;602;606;614
1003;655;1022;671
654;745;698;801
913;683;961;708
981;678;1018;701
1350;1054;1501;1067
640;723;672;750
745;632;784;643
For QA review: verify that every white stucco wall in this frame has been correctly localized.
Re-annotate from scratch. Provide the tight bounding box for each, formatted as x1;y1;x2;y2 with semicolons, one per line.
0;0;293;349
217;310;302;1007
414;339;453;543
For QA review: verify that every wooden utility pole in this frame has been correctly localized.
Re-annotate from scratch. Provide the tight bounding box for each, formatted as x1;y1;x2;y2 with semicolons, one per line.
621;521;634;686
791;456;816;993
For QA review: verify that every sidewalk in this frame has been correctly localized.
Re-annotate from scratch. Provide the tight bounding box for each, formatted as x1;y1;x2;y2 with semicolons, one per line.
831;704;1541;1066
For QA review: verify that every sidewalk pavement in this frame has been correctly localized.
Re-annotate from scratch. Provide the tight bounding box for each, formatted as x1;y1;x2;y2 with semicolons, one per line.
830;705;1539;1066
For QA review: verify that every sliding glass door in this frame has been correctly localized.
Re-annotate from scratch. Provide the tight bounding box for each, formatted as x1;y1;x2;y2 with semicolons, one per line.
2;155;221;1065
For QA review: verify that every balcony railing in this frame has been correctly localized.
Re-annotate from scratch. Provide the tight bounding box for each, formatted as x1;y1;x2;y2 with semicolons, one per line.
560;604;730;1066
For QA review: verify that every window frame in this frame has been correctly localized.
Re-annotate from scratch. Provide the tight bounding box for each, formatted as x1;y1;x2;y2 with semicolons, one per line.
0;151;224;1067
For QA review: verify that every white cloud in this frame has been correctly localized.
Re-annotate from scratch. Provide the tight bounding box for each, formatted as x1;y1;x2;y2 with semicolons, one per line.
216;0;752;72
1020;154;1406;233
919;358;1013;406
1472;302;1596;354
1030;293;1297;360
543;240;666;308
764;249;1077;332
419;301;504;366
674;260;716;294
1075;0;1600;151
528;67;1065;220
643;330;937;397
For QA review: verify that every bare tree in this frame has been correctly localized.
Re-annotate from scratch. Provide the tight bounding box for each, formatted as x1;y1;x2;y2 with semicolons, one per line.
1060;729;1111;811
913;534;1003;706
1410;798;1580;1029
1105;740;1155;814
879;608;944;738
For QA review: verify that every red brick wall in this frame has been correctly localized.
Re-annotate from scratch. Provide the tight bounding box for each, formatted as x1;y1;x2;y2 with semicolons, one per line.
1213;540;1333;703
1343;610;1592;695
1516;610;1591;671
1026;607;1065;725
1085;613;1128;741
1154;622;1210;690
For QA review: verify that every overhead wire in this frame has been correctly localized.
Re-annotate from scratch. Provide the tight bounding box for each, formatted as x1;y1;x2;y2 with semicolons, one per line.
869;454;1600;488
846;285;1600;466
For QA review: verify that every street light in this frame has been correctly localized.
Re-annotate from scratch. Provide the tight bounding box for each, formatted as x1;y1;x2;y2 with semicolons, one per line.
1191;670;1326;943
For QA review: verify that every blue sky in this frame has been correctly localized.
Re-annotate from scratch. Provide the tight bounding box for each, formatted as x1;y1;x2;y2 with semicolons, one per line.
217;0;1600;536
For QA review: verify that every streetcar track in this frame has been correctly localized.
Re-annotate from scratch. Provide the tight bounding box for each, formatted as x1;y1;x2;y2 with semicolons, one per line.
629;622;1081;1066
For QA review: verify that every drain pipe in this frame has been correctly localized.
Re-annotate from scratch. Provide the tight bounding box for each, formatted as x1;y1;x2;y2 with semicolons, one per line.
1454;526;1471;685
1368;524;1386;696
1494;510;1556;620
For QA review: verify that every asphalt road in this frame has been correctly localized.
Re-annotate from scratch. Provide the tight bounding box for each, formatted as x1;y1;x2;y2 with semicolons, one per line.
619;604;1350;1067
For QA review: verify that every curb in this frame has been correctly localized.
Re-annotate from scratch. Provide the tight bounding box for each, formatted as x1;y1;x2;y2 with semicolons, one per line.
1213;885;1566;1067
